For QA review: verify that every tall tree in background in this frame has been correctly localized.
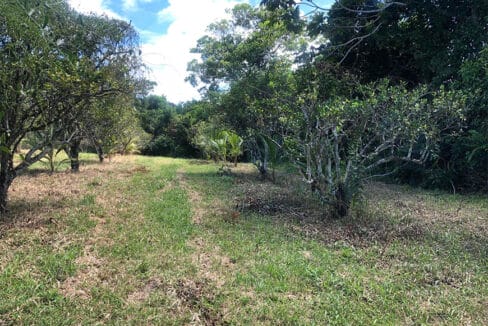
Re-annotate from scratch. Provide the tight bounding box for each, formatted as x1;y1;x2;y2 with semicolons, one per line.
82;96;147;162
314;0;487;85
188;4;308;175
262;0;487;85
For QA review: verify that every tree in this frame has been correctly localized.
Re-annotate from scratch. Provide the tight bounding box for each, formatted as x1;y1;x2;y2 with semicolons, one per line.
261;0;407;65
265;0;488;192
58;13;144;171
424;46;488;192
0;0;144;212
263;1;488;86
284;77;465;217
0;0;82;211
187;4;305;177
83;96;147;161
323;0;487;85
137;95;176;156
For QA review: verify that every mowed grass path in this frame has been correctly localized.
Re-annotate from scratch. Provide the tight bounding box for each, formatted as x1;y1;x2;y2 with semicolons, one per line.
0;155;487;324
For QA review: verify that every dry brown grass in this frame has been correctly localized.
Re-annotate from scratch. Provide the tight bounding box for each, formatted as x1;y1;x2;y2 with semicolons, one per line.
188;237;235;289
226;164;488;249
126;277;163;304
4;155;137;223
365;181;487;237
0;155;149;300
59;248;105;300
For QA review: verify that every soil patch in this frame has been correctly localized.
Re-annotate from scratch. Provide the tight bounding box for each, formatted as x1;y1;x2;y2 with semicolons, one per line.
126;278;163;304
59;247;104;300
175;279;224;325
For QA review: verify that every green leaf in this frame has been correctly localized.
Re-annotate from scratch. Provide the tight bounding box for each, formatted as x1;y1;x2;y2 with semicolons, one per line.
0;145;9;154
42;15;49;28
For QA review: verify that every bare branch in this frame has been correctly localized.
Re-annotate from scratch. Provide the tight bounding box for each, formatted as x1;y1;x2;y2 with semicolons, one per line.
339;22;382;64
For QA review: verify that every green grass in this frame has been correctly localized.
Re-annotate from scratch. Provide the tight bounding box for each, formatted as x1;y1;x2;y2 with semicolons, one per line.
16;152;99;173
178;162;488;325
0;156;486;324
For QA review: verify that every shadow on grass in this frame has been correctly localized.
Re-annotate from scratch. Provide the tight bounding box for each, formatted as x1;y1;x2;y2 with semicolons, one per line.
0;197;71;231
187;159;213;165
185;167;488;262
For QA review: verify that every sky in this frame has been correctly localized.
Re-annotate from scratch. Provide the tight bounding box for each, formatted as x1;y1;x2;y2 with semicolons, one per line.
67;0;332;103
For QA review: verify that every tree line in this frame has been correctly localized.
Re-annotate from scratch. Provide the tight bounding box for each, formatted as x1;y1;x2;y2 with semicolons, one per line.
1;0;487;217
179;0;487;217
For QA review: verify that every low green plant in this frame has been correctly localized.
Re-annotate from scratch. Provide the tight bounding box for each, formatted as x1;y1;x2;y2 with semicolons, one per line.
250;134;282;181
194;125;243;173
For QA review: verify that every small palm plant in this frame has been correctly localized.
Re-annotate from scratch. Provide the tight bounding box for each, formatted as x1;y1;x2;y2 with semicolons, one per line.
226;131;243;167
213;130;243;173
194;125;244;173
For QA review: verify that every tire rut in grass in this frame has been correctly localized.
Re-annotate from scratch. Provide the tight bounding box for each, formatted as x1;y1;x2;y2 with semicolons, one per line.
176;168;236;324
176;169;206;225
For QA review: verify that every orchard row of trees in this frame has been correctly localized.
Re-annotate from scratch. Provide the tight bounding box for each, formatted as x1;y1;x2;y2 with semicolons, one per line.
0;0;149;212
149;0;485;217
2;0;487;217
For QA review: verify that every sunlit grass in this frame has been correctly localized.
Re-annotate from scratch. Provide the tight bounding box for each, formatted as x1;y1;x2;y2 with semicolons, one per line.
0;155;486;324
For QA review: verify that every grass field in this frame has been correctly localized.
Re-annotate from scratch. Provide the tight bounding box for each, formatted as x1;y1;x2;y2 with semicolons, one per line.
0;155;487;325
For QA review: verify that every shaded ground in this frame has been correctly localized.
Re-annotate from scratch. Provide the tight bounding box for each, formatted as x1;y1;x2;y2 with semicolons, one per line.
231;166;487;251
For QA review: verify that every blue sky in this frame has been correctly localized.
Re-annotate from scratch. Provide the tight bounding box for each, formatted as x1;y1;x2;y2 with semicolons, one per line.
68;0;333;103
111;1;172;37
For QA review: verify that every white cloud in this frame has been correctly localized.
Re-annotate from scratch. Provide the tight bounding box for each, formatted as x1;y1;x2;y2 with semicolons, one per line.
67;0;123;19
142;0;246;103
69;0;250;103
123;0;156;12
123;0;137;11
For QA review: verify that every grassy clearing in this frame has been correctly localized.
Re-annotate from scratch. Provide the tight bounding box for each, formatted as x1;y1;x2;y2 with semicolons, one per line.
0;155;487;325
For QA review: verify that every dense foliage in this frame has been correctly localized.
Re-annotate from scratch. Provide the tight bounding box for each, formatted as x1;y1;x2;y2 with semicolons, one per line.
1;0;486;215
179;0;485;216
136;95;199;157
0;0;146;211
259;0;488;193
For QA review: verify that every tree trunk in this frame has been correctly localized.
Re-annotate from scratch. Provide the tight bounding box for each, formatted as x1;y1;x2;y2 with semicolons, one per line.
95;145;104;163
258;163;267;180
48;147;55;174
0;153;14;213
333;183;349;218
0;183;9;214
69;139;81;172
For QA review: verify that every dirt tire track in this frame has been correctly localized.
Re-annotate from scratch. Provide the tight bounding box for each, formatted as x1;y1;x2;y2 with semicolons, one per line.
176;169;206;225
176;168;236;324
